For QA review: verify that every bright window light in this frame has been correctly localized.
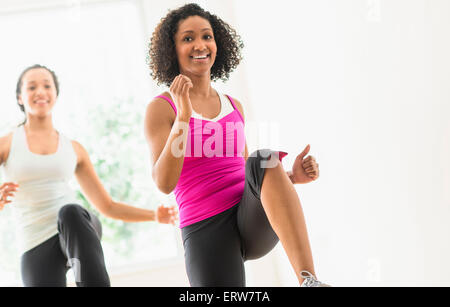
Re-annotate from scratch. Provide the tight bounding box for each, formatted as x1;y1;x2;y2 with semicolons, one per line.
0;0;181;286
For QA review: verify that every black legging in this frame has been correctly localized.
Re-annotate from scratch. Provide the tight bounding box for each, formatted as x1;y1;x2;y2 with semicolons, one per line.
182;149;282;286
21;204;110;287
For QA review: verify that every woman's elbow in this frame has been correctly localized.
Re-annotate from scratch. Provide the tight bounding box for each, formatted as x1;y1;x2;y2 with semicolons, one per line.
157;183;175;195
152;171;176;195
97;200;114;218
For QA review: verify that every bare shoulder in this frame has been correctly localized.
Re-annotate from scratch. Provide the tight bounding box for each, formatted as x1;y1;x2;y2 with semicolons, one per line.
70;140;89;166
0;132;14;165
227;96;246;120
145;92;176;127
70;139;85;152
0;132;13;145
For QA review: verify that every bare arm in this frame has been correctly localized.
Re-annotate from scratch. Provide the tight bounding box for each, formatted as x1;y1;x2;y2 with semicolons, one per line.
0;133;13;167
0;138;3;167
0;133;19;211
72;141;176;224
144;76;194;194
144;97;190;194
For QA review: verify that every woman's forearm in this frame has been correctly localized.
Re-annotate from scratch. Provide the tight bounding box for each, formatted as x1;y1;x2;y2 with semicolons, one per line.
153;117;190;194
286;170;295;184
103;200;156;222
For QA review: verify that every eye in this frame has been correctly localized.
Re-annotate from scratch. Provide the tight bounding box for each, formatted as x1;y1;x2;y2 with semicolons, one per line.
28;86;35;90
45;85;51;89
204;34;213;40
183;36;193;42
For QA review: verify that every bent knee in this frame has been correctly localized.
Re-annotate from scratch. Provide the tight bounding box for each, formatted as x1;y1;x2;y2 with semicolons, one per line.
58;204;85;223
246;149;282;171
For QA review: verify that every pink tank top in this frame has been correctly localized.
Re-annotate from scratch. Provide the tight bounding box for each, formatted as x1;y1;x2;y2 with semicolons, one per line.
156;94;248;228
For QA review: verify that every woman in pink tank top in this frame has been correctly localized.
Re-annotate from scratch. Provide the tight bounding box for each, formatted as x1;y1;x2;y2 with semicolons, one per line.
145;3;329;287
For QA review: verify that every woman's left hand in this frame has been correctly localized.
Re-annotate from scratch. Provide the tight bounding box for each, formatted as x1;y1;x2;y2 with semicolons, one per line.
156;205;179;225
290;145;319;184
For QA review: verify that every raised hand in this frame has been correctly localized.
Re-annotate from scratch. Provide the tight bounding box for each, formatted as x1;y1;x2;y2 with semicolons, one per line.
0;182;19;211
290;145;319;184
169;74;194;121
156;205;179;225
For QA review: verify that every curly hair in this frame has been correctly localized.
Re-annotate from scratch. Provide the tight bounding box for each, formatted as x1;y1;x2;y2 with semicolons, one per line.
148;3;244;87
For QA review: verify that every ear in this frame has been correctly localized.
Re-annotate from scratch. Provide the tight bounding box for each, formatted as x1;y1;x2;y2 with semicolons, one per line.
17;95;25;107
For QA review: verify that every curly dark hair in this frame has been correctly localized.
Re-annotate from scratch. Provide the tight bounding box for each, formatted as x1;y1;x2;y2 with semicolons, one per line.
148;3;244;87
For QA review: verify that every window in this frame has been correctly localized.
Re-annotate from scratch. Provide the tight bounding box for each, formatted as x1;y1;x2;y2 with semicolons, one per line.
0;0;182;286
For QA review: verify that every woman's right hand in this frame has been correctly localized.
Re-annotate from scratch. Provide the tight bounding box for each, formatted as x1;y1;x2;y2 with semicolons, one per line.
0;182;19;211
169;74;194;121
156;205;178;225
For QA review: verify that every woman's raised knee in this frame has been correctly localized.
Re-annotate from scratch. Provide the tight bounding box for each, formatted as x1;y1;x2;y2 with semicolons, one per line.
58;204;85;223
246;149;281;171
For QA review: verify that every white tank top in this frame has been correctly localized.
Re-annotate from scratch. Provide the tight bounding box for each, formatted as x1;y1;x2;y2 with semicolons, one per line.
191;91;235;121
2;126;78;254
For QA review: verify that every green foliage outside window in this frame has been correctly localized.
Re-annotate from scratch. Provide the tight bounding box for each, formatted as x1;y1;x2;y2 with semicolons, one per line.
0;96;177;284
72;96;170;261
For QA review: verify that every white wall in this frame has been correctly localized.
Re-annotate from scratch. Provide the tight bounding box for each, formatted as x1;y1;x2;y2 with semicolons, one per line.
0;0;274;287
1;0;449;287
233;0;450;286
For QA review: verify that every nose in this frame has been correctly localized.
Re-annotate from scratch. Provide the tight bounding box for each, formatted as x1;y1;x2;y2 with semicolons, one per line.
193;40;207;52
35;85;46;97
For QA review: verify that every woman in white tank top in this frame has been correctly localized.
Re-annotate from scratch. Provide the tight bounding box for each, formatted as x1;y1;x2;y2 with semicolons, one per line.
0;65;178;287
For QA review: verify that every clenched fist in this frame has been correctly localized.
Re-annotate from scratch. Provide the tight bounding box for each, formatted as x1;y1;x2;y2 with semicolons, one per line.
0;182;19;211
156;205;179;225
169;74;194;121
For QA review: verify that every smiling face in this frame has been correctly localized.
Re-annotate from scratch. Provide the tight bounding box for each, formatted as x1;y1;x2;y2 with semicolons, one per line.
18;68;58;118
174;15;217;78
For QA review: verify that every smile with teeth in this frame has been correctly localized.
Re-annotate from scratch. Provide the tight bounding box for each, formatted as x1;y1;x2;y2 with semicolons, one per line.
191;54;210;60
34;99;49;105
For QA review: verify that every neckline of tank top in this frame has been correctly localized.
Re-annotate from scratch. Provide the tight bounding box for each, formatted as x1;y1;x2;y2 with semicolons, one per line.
191;92;231;122
157;93;243;123
21;125;62;157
